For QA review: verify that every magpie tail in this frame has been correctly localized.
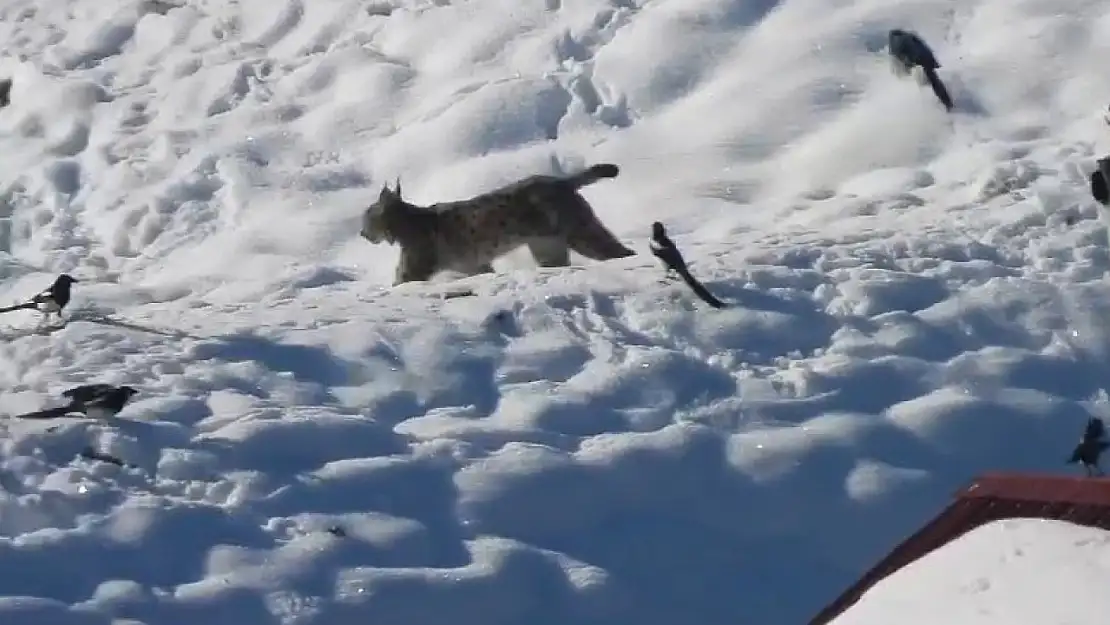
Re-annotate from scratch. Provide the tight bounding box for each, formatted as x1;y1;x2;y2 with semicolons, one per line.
0;302;38;314
14;405;75;420
675;266;726;309
923;67;953;111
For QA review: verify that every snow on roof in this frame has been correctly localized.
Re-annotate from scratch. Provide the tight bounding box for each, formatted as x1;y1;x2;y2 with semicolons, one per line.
811;473;1110;624
831;518;1110;625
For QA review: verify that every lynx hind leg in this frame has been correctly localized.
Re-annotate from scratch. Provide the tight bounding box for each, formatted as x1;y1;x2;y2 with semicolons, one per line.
527;238;571;267
566;211;636;262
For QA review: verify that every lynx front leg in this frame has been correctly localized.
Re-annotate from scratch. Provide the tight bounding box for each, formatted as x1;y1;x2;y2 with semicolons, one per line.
393;247;439;286
452;261;495;280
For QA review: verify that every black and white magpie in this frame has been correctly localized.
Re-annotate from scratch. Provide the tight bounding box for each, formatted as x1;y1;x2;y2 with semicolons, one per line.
649;221;726;309
79;446;137;468
1091;156;1110;206
0;274;79;324
1067;417;1109;477
888;28;953;112
15;384;138;420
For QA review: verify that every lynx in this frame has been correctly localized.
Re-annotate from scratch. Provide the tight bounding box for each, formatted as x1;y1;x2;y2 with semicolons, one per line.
361;163;636;286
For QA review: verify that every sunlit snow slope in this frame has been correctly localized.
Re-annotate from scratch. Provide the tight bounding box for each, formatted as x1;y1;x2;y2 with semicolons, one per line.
0;0;1108;623
833;519;1110;625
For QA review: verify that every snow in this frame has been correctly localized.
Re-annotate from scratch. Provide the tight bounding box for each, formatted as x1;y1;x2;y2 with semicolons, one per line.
833;518;1110;625
0;0;1105;623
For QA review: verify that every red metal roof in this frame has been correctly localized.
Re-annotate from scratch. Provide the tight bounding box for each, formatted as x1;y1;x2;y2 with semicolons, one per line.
808;472;1110;625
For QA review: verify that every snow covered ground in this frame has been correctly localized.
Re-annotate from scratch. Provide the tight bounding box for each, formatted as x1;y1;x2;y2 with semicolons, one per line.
833;518;1110;625
0;0;1106;623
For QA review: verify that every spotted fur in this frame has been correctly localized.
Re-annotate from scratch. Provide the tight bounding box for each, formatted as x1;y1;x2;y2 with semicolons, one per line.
361;163;635;286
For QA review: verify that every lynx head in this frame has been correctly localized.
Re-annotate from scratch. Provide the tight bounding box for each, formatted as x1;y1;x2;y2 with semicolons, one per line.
361;179;409;244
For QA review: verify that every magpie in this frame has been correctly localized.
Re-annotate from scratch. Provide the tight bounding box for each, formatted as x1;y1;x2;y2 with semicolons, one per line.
0;274;79;324
15;384;138;420
649;221;726;309
1067;417;1110;477
1091;156;1110;206
79;446;137;468
888;29;953;112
